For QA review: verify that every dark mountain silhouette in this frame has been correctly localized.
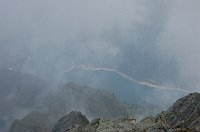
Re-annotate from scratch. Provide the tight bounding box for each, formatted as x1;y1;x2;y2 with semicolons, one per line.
50;92;200;132
9;89;200;131
8;82;137;132
0;69;159;132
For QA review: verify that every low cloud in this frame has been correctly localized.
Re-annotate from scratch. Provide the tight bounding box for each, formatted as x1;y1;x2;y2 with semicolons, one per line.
0;0;199;104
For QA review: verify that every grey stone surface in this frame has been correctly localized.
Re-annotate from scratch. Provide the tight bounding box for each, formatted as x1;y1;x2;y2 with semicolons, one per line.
9;92;200;132
51;111;89;132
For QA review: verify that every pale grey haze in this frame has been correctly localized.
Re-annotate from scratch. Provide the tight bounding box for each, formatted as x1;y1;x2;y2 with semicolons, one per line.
0;1;199;130
0;0;200;102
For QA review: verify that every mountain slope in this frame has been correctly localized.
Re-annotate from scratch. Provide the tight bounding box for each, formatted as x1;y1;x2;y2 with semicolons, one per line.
164;92;200;130
9;91;200;132
50;92;200;132
9;82;136;132
0;69;48;132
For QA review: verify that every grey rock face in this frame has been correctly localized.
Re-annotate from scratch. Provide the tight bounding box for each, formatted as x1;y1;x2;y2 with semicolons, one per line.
131;92;200;132
165;92;200;131
84;118;100;132
52;112;100;132
51;111;89;132
9;92;200;132
96;116;136;132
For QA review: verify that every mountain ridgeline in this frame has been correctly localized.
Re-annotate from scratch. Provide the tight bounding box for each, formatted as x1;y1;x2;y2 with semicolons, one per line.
9;92;200;132
7;82;137;132
1;69;200;131
1;69;160;132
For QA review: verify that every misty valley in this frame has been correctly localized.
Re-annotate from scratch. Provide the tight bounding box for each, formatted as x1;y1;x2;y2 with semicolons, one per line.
0;68;200;132
0;0;200;132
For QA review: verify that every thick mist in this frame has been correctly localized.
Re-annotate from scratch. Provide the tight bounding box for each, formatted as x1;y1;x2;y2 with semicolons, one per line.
0;0;200;131
0;0;199;115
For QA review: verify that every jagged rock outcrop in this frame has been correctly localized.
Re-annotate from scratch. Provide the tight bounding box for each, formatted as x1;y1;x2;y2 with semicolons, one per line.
9;92;200;132
51;111;100;132
51;111;89;132
52;112;136;132
135;92;200;132
8;82;136;132
51;93;200;132
164;92;200;131
84;118;100;132
134;92;200;132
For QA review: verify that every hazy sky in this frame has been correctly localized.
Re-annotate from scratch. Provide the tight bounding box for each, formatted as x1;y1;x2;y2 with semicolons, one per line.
0;0;200;91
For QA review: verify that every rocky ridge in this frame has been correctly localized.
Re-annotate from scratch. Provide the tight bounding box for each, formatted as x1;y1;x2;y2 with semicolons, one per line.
8;92;200;132
50;92;200;132
8;82;136;132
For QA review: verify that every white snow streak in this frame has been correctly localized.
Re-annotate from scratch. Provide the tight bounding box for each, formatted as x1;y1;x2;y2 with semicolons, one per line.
65;63;190;93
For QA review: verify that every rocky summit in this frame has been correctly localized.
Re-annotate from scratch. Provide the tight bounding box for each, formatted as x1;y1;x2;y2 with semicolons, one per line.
51;111;100;132
9;92;200;132
164;92;200;130
51;93;200;132
51;111;89;132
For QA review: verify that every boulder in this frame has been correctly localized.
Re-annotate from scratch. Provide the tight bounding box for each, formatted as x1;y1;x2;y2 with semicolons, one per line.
51;111;89;132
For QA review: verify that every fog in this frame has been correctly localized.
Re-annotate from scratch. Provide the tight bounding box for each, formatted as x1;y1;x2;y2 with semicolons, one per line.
0;1;200;130
0;0;200;131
